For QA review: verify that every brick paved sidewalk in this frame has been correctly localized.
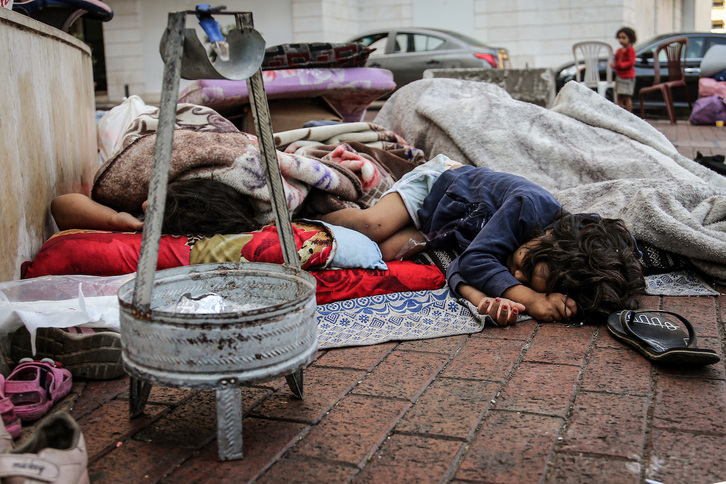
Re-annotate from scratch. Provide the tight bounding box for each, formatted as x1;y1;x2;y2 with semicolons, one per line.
61;120;726;483
72;291;726;483
649;119;726;159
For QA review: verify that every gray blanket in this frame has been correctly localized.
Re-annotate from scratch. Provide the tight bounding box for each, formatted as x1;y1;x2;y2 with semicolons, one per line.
374;79;726;279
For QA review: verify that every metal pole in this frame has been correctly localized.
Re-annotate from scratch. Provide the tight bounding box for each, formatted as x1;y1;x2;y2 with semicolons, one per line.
132;11;186;314
236;12;300;269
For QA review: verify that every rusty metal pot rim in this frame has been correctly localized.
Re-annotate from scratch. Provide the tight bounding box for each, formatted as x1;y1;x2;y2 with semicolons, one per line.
118;261;317;321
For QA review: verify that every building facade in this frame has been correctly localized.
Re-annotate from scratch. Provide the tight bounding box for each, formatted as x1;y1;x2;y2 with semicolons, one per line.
713;0;725;31
99;0;713;103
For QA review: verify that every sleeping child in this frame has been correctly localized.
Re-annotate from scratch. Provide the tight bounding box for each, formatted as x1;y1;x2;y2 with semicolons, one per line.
320;154;646;326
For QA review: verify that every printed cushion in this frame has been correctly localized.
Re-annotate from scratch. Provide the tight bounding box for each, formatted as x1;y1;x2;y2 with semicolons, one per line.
262;42;374;70
190;221;335;269
317;221;387;270
21;227;445;305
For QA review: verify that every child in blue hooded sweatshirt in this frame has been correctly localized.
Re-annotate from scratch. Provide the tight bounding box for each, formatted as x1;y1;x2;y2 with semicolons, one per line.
321;154;645;326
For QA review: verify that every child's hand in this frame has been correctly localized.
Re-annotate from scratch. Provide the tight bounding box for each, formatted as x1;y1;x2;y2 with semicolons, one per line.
478;297;525;326
526;292;577;322
111;212;144;232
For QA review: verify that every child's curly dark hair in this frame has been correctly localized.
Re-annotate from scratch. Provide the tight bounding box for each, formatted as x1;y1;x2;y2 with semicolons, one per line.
520;212;645;324
616;27;637;44
162;178;258;236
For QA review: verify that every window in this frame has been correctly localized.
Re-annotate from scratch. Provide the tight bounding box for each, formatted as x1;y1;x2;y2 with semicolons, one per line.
412;34;445;52
366;37;389;57
713;0;724;7
713;20;725;30
393;34;408;52
355;33;387;48
393;33;445;53
686;37;705;58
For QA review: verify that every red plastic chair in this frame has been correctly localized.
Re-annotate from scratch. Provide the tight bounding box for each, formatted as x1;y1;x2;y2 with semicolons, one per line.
638;37;693;124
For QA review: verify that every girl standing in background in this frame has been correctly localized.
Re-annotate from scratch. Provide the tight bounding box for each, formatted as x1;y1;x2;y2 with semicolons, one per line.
611;27;637;112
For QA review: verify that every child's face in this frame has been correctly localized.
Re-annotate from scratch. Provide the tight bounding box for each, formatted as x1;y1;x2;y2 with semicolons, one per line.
508;238;550;293
617;32;631;48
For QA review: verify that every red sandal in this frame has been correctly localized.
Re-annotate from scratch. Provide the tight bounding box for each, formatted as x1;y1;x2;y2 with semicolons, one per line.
5;359;72;422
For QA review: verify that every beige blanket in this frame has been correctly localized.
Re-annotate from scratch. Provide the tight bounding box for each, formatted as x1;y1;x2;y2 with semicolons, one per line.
375;79;726;279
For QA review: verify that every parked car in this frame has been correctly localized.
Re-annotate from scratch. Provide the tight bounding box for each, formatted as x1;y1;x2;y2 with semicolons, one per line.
555;32;726;112
347;28;510;90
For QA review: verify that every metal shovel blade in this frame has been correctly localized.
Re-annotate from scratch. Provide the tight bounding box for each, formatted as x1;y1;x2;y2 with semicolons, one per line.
160;26;265;81
213;27;266;80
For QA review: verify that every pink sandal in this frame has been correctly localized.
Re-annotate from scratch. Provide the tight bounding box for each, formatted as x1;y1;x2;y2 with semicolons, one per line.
5;359;72;422
0;375;21;439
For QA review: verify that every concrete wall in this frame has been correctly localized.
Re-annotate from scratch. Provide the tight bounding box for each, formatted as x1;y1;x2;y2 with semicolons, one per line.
296;0;359;43
424;67;556;107
0;8;97;281
102;0;144;102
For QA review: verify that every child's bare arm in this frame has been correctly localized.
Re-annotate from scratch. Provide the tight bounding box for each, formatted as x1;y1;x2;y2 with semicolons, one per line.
51;193;144;232
502;284;577;322
457;284;524;326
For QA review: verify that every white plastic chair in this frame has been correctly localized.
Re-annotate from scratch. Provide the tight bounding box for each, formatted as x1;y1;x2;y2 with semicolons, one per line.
572;41;617;102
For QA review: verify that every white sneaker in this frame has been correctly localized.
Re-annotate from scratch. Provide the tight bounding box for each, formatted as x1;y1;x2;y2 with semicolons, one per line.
0;412;88;484
0;419;12;454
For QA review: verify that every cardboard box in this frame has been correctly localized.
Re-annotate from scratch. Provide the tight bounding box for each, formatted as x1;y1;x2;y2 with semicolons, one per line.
225;97;343;135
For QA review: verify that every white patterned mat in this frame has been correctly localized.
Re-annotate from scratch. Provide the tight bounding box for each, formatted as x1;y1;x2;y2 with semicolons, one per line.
316;271;717;349
645;270;718;296
316;288;484;349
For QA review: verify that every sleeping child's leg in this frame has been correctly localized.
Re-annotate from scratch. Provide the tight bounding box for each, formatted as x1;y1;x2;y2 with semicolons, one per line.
377;224;428;260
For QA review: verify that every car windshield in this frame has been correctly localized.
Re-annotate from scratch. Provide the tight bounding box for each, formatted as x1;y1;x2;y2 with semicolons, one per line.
634;34;714;60
634;37;664;52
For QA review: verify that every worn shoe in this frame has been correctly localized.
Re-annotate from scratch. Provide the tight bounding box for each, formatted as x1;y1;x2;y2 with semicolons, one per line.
0;375;21;439
0;418;12;454
11;326;124;380
5;359;72;422
0;411;89;484
607;309;721;367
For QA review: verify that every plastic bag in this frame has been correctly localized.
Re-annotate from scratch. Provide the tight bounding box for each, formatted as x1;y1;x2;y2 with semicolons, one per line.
96;95;155;165
700;44;726;79
160;292;264;314
689;94;726;125
0;274;132;356
698;78;726;98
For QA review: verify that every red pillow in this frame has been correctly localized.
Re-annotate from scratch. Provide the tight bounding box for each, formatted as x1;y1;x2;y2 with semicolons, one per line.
21;230;191;278
21;230;446;304
314;261;445;304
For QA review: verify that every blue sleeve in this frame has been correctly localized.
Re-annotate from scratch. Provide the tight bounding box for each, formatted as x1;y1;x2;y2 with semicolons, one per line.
446;194;555;298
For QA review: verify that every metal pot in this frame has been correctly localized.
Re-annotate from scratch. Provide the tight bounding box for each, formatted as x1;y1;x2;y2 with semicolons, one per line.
118;262;317;389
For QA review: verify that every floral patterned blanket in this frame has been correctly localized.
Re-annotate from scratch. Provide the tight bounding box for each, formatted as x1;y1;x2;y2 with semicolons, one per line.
92;104;422;224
